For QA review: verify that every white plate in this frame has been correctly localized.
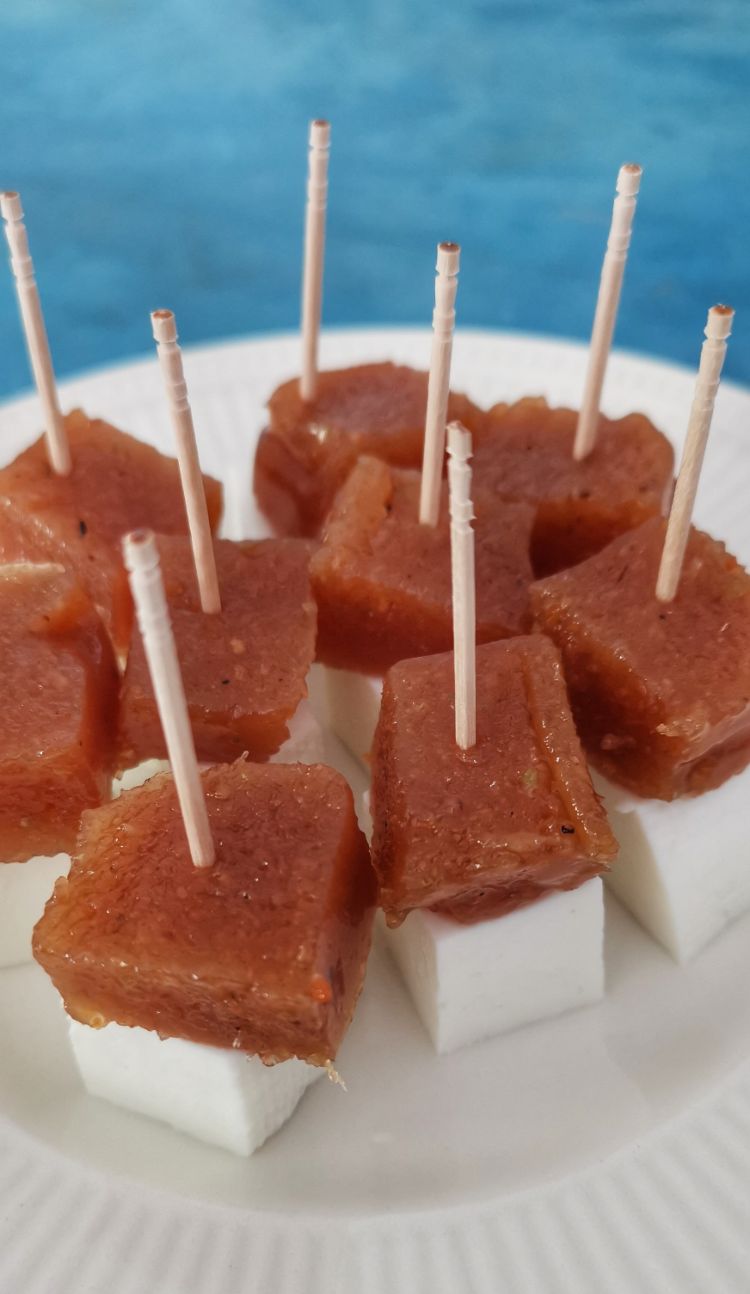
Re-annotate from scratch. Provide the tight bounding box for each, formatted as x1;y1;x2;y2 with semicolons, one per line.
2;329;750;1294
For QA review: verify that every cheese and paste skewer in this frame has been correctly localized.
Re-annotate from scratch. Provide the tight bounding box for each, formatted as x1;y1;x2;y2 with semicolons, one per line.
33;530;375;1153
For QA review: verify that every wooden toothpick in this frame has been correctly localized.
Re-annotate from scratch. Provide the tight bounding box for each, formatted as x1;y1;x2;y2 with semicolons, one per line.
122;529;215;868
447;421;476;750
656;305;734;603
0;191;70;475
299;119;330;401
573;163;642;461
151;310;221;614
420;242;460;527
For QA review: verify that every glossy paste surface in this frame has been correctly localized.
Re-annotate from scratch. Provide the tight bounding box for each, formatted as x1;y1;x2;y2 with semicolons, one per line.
254;362;487;536
371;636;616;924
0;411;223;652
531;517;750;799
118;535;316;766
34;760;376;1064
474;398;674;574
0;563;118;860
311;457;534;673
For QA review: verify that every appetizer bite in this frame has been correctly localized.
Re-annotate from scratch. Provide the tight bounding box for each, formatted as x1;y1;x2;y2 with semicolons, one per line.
473;398;673;575
36;760;374;1152
370;426;617;1052
0;412;222;655
255;361;485;538
117;533;318;769
532;517;750;800
315;245;507;763
0;563;118;966
253;127;484;537
533;306;747;962
372;638;616;924
310;456;534;673
0;195;222;655
474;166;673;576
313;442;533;758
117;311;319;780
34;531;375;1154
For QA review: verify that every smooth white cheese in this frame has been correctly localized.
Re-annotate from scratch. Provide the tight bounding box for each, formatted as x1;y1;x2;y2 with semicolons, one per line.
384;879;605;1054
360;790;604;1054
323;668;383;766
69;1019;321;1155
62;703;329;1152
112;758;170;797
0;853;70;969
269;698;327;765
597;770;750;964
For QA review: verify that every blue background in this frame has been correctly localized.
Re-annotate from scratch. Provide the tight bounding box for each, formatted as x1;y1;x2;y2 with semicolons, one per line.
1;0;748;396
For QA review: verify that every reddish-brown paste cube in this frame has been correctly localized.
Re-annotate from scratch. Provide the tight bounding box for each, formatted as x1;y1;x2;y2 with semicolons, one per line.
0;410;223;654
371;636;617;925
531;517;750;799
254;362;487;537
117;535;316;768
473;397;674;575
33;759;376;1064
310;456;534;674
0;563;119;861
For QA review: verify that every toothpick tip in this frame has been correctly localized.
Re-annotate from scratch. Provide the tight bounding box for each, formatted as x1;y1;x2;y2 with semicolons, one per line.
447;420;472;458
437;241;460;274
707;303;734;339
122;527;157;572
617;162;642;195
309;119;331;145
0;190;22;219
151;308;177;343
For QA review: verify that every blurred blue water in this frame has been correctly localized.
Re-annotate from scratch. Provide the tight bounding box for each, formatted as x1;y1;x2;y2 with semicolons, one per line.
0;0;748;395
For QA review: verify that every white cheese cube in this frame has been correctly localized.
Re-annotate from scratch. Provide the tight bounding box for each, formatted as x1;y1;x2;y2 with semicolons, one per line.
357;785;374;842
596;770;750;963
69;1019;322;1156
0;854;70;969
303;661;330;726
112;759;170;797
323;668;383;766
269;699;326;765
384;879;604;1054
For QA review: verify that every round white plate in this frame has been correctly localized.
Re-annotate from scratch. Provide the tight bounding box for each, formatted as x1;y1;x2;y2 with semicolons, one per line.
2;329;750;1293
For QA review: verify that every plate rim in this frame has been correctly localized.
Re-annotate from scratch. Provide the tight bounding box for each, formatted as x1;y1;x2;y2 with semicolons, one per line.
2;326;750;1294
1;323;748;410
